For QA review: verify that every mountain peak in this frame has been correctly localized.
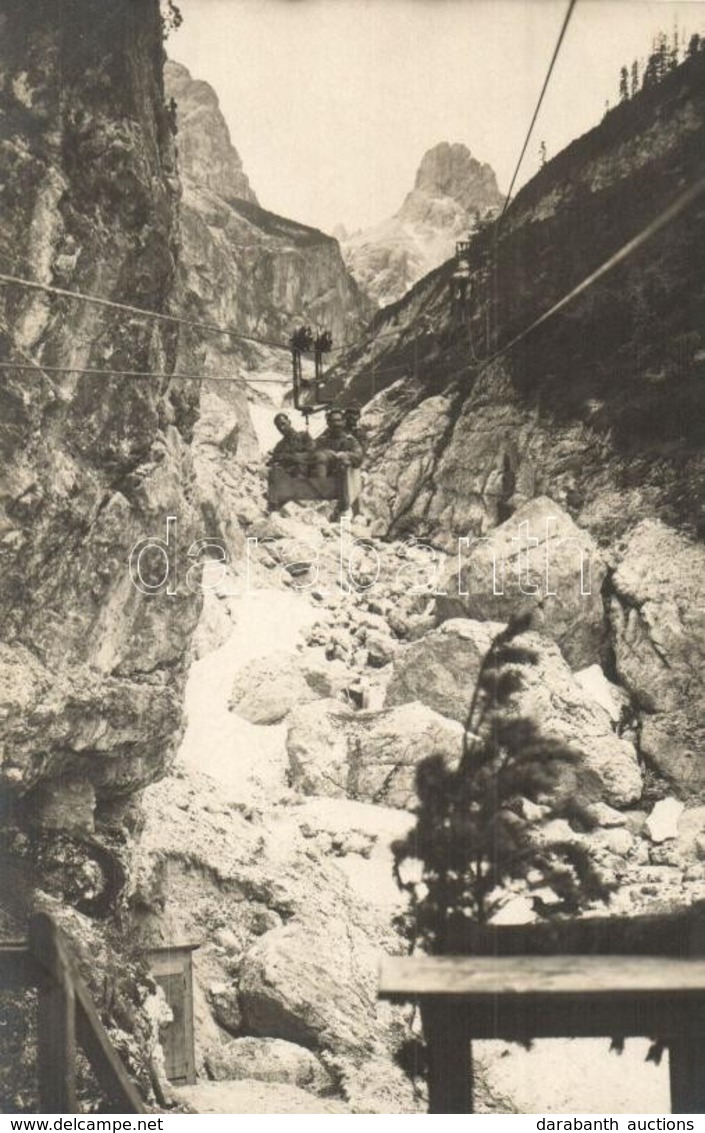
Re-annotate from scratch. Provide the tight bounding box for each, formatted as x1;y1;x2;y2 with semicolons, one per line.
405;141;503;216
341;141;503;307
165;59;257;204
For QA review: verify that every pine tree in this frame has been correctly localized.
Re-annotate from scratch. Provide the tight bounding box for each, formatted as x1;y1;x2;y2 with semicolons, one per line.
392;617;611;954
687;32;702;58
670;22;680;70
630;59;639;96
642;40;660;89
655;31;669;79
618;65;629;102
538;140;547;168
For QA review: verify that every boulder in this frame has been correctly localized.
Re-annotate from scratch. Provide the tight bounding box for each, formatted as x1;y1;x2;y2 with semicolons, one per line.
382;625;641;808
134;768;414;1112
229;652;319;724
609;521;705;791
364;629;399;668
286;699;464;807
510;633;642;808
436;497;607;669
645;799;684;844
300;652;350;699
384;619;503;722
238;917;383;1054
286;699;352;797
205;1036;333;1095
349;703;464;808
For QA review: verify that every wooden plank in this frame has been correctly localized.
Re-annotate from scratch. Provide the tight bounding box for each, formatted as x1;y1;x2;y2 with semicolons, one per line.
421;1003;474;1114
415;996;705;1042
37;978;78;1113
380;955;705;998
183;953;196;1087
31;918;78;1114
74;979;147;1112
154;971;187;1084
380;956;705;1041
442;903;705;958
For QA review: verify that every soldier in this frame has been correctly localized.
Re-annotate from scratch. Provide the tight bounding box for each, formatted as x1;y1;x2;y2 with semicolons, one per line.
313;407;363;515
268;412;314;475
344;402;369;452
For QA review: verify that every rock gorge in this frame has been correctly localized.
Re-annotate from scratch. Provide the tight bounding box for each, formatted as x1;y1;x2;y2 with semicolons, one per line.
0;0;704;1117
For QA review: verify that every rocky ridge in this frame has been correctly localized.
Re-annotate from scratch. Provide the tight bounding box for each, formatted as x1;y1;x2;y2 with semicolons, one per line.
342;142;503;307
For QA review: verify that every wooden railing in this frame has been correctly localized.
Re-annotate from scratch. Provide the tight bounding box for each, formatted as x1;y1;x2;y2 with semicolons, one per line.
379;905;705;1115
1;912;146;1114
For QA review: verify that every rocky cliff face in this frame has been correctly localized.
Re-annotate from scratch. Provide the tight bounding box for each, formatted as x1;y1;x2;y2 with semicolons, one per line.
0;0;202;903
340;59;705;545
329;52;705;795
342;142;503;307
165;60;257;204
0;0;203;1102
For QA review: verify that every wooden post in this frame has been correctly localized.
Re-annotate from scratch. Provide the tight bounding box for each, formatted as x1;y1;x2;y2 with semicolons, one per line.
421;1002;474;1114
31;915;78;1113
669;1040;705;1114
670;905;705;1114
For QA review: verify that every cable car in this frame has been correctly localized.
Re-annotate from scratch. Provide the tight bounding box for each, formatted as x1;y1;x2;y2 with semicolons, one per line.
267;327;363;514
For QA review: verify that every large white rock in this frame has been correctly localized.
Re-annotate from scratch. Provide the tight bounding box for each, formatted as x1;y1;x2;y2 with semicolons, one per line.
575;664;629;725
610;520;705;791
646;798;685;844
206;1036;333;1095
229;651;319;724
286;698;464;807
238;916;383;1052
436;497;607;669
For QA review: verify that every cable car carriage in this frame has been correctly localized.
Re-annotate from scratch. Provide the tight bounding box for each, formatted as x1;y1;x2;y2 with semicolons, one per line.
267;327;362;514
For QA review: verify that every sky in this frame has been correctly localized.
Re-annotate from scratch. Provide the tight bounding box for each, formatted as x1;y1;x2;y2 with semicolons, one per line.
170;0;705;233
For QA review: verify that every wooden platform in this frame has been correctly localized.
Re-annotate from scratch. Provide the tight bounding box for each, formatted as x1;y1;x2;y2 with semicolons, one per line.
379;952;705;1113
